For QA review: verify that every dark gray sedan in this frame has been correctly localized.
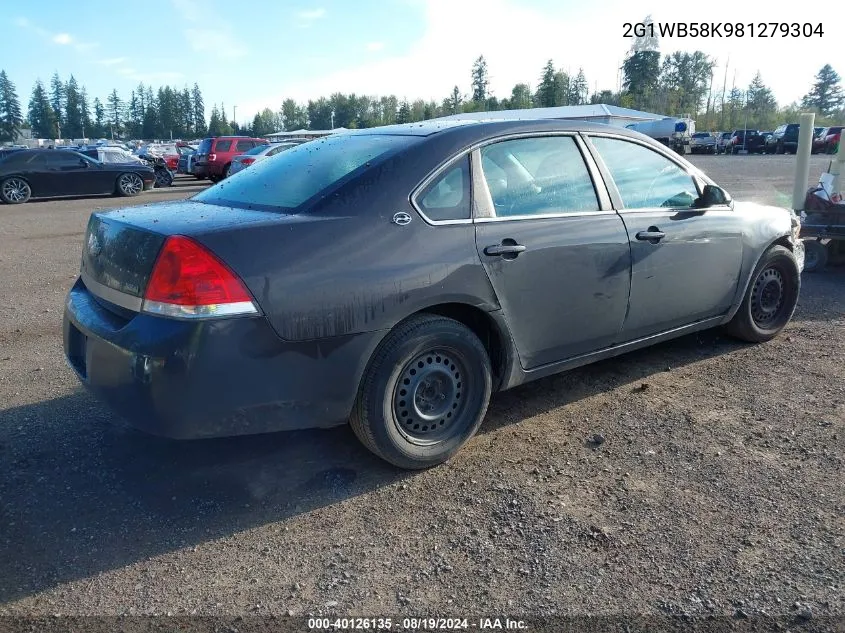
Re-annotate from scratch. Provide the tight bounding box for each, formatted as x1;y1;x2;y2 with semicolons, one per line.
63;120;804;469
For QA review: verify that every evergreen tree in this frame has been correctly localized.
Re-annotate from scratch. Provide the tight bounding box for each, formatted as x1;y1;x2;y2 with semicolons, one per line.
536;60;557;107
552;71;570;106
397;100;411;123
191;83;206;135
181;87;193;136
80;87;92;138
0;70;23;142
106;89;124;137
64;75;84;138
49;72;65;137
801;64;844;115
447;86;462;114
471;55;489;104
93;97;106;138
207;104;224;135
27;79;56;138
746;72;778;129
569;68;589;105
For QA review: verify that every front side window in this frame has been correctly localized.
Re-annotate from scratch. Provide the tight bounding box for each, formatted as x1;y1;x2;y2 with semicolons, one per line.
417;157;471;221
590;137;699;209
479;136;599;217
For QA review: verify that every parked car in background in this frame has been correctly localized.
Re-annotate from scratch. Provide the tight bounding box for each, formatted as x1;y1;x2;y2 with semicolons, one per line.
63;120;803;469
624;117;694;154
0;149;155;204
716;131;733;154
730;129;766;154
822;126;842;154
811;127;827;154
192;136;268;182
771;123;801;154
228;141;303;176
689;132;717;154
78;147;145;165
177;146;197;175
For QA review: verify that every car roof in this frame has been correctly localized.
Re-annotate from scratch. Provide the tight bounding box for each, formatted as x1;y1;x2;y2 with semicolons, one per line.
342;118;647;142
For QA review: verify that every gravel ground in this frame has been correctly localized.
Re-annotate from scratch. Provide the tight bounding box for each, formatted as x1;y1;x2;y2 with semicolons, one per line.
0;159;842;625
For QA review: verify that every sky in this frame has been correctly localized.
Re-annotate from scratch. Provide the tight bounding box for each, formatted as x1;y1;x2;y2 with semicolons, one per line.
1;0;841;124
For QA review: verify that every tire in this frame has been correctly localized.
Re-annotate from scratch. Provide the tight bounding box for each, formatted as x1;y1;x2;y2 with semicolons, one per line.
116;172;143;197
350;314;493;470
154;169;173;188
223;163;232;179
209;174;222;184
194;174;206;180
776;142;784;155
0;176;31;204
725;245;800;343
802;239;828;273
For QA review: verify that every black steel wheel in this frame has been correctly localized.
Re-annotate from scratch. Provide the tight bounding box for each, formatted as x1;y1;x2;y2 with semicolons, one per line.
0;177;31;204
350;314;492;469
802;239;828;273
725;245;800;343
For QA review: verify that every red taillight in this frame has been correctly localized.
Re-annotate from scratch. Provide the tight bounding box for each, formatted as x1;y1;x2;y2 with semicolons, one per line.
208;153;217;162
142;236;257;319
241;158;255;165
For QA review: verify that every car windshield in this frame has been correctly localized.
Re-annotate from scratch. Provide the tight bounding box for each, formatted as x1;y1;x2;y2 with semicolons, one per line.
193;134;415;211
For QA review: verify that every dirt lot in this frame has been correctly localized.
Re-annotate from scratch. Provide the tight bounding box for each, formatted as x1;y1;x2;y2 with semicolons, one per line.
0;157;842;625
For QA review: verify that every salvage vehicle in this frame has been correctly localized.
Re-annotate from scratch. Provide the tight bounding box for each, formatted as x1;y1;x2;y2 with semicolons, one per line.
689;132;717;154
63;120;804;469
0;149;155;204
730;129;766;154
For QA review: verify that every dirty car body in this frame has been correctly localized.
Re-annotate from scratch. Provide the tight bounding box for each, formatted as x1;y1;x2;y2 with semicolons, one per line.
64;120;804;468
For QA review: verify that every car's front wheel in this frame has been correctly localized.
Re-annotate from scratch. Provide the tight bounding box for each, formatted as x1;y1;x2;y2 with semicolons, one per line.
350;314;492;469
725;245;800;343
116;173;143;197
0;177;31;204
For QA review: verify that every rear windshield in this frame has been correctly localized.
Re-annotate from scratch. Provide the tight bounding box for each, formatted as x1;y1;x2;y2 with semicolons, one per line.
193;134;415;210
692;133;710;138
197;138;213;153
244;144;269;156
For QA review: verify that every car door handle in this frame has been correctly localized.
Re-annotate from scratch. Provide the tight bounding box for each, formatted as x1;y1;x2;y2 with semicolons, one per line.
635;228;666;242
484;243;526;257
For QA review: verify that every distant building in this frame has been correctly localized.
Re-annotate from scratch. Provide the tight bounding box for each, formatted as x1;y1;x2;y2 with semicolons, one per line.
435;104;666;128
265;128;347;140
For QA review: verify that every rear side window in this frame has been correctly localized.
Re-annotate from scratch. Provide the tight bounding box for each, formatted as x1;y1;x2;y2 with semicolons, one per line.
235;140;254;151
591;137;699;209
479;136;599;217
214;140;232;152
417;157;471;221
193;134;414;210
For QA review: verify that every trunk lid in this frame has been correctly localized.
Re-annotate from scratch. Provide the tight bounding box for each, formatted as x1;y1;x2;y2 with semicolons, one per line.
80;200;326;302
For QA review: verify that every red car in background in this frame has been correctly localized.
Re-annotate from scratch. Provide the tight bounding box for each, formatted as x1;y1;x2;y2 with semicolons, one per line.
823;126;842;154
192;136;268;182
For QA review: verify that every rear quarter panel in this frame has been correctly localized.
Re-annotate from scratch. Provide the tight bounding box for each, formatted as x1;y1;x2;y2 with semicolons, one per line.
197;145;502;342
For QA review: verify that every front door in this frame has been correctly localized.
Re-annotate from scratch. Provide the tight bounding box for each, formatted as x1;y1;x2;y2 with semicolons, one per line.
586;135;743;341
473;135;631;369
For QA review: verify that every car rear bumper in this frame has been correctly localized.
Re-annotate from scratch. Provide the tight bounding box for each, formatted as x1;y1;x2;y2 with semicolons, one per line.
63;278;383;439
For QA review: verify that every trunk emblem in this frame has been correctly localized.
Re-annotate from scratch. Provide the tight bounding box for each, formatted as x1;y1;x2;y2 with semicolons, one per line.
392;212;412;226
87;232;102;257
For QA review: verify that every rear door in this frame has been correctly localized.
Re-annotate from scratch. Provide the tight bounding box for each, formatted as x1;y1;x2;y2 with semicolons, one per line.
470;134;631;369
584;134;743;341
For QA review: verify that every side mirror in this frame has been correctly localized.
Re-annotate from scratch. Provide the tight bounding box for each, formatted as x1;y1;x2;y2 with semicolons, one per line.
695;184;731;209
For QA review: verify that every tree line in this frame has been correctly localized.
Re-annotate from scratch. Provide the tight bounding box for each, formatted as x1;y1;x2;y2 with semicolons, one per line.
0;44;842;143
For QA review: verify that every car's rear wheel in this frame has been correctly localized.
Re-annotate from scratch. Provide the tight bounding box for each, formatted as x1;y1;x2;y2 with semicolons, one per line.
223;163;232;179
802;239;828;273
0;177;31;204
116;173;143;197
350;314;492;470
725;245;800;343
